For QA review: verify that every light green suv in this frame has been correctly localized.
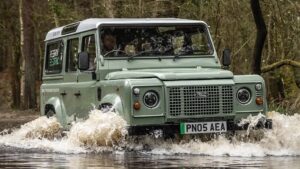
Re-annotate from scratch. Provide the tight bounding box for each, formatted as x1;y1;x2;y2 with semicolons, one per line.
41;18;272;136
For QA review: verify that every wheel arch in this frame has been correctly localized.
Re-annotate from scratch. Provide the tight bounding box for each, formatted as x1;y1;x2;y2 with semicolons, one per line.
44;97;67;126
99;94;125;115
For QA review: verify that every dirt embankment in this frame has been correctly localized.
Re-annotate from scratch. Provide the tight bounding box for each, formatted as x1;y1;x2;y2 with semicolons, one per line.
0;69;39;131
0;109;39;131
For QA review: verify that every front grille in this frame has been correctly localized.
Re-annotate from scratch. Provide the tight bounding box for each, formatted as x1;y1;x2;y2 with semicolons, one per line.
168;85;233;117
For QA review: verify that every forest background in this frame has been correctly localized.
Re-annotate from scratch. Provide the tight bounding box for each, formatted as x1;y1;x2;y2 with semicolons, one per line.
0;0;299;114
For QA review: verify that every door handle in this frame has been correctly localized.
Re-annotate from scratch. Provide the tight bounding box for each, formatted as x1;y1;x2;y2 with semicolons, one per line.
60;91;67;96
74;91;81;97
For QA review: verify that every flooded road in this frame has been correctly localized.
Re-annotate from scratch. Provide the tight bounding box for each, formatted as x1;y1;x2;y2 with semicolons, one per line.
0;110;300;168
0;152;300;168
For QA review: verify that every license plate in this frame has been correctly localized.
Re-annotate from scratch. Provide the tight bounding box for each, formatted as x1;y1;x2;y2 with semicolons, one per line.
180;121;227;134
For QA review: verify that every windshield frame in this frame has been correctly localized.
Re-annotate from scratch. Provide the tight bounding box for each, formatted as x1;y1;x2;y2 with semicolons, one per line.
98;23;215;60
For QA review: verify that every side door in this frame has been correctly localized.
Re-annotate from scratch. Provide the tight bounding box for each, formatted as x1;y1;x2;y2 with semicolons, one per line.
41;40;65;122
61;36;80;124
76;32;98;118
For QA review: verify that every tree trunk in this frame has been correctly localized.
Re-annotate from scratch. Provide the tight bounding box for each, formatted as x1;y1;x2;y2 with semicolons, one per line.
49;0;59;27
138;0;143;17
0;46;4;72
6;1;22;109
19;0;26;109
22;0;36;109
10;45;21;109
250;0;267;75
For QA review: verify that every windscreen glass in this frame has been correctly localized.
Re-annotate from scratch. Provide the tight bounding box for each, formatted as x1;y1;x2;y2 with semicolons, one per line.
100;25;213;58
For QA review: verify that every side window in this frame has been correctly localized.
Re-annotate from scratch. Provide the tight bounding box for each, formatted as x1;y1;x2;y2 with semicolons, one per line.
66;38;79;72
45;41;64;74
82;35;96;71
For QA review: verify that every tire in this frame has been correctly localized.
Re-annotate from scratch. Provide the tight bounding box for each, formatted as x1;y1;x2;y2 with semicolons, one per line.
99;104;113;113
46;109;55;118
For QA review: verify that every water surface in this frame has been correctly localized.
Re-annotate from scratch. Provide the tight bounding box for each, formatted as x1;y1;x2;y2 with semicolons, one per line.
0;110;300;168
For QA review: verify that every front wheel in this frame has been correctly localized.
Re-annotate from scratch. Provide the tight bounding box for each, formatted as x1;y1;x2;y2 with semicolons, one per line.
46;109;55;118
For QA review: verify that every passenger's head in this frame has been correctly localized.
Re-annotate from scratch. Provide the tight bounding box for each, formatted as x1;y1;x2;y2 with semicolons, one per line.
102;31;116;51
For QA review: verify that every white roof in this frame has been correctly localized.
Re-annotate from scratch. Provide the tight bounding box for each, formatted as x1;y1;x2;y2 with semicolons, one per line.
45;18;207;41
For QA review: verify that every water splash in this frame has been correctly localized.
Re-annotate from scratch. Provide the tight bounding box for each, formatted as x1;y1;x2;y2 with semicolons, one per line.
0;116;61;139
0;110;300;156
238;113;266;135
0;109;127;153
144;111;300;157
68;109;128;148
0;116;83;153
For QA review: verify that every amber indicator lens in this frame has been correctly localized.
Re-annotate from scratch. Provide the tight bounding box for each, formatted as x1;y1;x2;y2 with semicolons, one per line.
256;97;263;105
133;101;141;110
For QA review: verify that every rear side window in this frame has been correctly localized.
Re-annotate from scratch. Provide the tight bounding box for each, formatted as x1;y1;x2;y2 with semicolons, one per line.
45;41;64;74
66;38;79;72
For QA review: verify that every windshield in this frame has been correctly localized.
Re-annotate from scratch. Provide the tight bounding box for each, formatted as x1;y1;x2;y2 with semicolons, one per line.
100;24;214;58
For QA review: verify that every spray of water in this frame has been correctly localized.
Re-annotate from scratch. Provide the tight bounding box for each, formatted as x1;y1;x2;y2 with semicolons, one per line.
143;111;300;157
68;109;128;148
0;109;127;153
0;110;300;156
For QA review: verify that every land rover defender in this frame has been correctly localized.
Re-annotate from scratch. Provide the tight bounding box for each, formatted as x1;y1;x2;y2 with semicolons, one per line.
41;18;272;135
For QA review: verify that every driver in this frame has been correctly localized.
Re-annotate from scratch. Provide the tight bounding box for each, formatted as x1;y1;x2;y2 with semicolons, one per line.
101;31;117;56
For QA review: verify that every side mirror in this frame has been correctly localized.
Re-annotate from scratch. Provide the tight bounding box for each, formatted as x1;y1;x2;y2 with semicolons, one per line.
78;52;89;70
222;48;231;67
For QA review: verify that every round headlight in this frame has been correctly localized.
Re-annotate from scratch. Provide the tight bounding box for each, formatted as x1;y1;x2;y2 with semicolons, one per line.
143;90;159;108
237;88;251;104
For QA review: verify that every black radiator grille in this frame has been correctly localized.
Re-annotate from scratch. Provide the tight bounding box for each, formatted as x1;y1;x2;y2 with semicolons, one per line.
168;85;233;116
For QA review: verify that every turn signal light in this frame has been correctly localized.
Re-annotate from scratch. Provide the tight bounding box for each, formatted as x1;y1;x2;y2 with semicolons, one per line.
133;101;141;110
256;97;263;105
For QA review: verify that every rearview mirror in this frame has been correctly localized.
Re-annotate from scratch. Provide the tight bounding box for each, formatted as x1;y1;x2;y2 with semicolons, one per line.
78;52;89;70
222;48;231;67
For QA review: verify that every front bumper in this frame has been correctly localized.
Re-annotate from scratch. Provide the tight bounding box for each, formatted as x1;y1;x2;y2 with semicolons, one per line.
128;119;272;135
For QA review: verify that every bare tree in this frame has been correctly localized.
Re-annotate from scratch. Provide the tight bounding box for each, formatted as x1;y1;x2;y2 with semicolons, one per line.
22;0;36;109
250;0;267;75
48;0;59;27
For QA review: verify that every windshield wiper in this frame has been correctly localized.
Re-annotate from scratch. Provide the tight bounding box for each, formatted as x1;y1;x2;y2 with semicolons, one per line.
127;50;162;61
103;49;127;57
173;49;204;61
